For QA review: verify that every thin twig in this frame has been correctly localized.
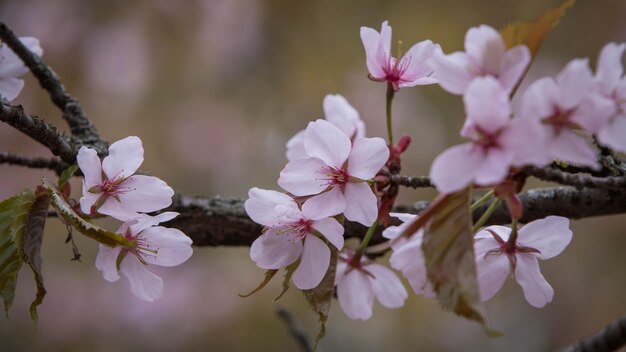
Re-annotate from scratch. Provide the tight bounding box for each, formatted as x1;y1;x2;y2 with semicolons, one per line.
0;151;68;174
0;22;103;149
276;308;312;352
523;166;626;190
561;314;626;352
390;174;433;188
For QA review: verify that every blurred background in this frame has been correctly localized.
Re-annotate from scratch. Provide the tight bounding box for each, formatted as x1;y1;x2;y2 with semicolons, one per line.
1;0;625;350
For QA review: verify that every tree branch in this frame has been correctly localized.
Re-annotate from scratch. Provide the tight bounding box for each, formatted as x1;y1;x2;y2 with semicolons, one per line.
562;313;626;352
390;174;433;188
0;21;104;151
276;308;312;352
524;166;626;190
0;151;68;174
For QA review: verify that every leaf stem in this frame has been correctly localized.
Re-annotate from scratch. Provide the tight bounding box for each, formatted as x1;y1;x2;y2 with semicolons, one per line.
472;198;502;233
356;220;379;259
386;82;395;144
470;189;495;212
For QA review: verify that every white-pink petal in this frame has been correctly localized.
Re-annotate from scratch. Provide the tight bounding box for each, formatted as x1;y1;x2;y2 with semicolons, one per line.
555;59;593;110
117;175;174;213
347;137;389;180
368;263;408;308
464;25;505;76
119;255;164;302
475;248;510;302
429;50;474;95
0;77;24;102
77;146;103;186
463;77;511;134
360;26;386;79
337;268;374;320
286;130;307;161
595;42;625;95
514;254;554;308
292;235;330;290
95;244;122;282
304;119;351;168
301;187;346;220
343;182;379;226
102;136;144;179
79;182;102;215
278;157;329;196
429;143;482;194
499;45;531;93
129;211;179;235
250;229;302;270
598;114;626;152
311;217;344;250
518;216;572;260
140;226;193;267
245;187;295;227
323;94;361;138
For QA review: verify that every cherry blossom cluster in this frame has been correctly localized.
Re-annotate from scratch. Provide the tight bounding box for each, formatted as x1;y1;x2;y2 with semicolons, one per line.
77;136;192;301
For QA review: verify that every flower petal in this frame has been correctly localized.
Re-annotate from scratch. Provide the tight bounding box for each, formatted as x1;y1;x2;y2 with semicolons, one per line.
323;94;361;138
102;136;144;179
399;40;436;84
360;26;386;79
301;186;346;220
129;212;180;235
463;77;511;134
250;229;302;270
292;235;330;290
343;182;378;226
598;114;626;152
430;50;474;95
117;175;175;213
520;77;559;121
304;119;351;168
429;143;481;194
286;130;307;161
548;131;598;169
514;254;554;308
347;137;389;180
595;42;626;95
518;216;572;260
245;187;295;227
140;226;193;267
119;256;164;302
556;59;594;110
79;181;102;215
278;157;329;196
464;25;505;76
77;146;103;186
390;236;434;297
0;77;24;102
337;268;374;320
98;198;138;221
367;263;407;308
311;217;344;250
95;244;122;282
499;45;530;93
475;250;510;302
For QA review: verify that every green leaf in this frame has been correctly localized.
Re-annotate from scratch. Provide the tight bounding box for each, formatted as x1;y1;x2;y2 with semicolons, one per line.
57;164;79;189
302;247;337;351
41;178;135;248
500;0;575;56
0;189;36;318
239;269;278;298
22;191;51;325
274;261;298;302
422;188;487;325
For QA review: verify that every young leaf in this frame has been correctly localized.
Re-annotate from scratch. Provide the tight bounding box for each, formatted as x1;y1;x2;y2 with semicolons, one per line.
0;189;36;318
274;261;298;302
41;178;135;248
500;0;576;56
22;190;51;325
239;269;278;298
422;188;487;325
57;164;79;189
302;247;337;351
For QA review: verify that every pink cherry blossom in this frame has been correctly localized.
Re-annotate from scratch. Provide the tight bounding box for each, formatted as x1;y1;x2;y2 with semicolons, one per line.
286;94;366;161
430;24;530;95
77;136;175;220
335;249;407;320
474;216;572;308
429;77;542;193
382;213;434;297
245;187;344;290
360;21;438;91
95;212;193;302
278;119;389;226
0;36;43;101
520;59;615;169
594;42;626;152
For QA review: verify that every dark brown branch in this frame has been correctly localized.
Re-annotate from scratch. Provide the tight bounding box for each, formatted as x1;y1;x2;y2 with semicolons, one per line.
0;22;104;151
0;103;76;163
524;166;626;190
276;308;312;352
390;174;433;188
0;151;68;174
562;313;626;352
167;187;626;247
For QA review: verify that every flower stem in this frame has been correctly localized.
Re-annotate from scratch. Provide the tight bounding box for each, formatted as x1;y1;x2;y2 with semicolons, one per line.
472;198;502;233
470;189;495;212
505;218;518;250
386;82;395;144
355;220;379;259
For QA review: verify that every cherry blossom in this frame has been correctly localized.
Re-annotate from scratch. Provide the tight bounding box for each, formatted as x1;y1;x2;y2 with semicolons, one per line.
520;58;615;169
474;216;572;308
430;24;530;95
245;187;344;290
335;249;407;320
594;42;626;152
278;119;389;226
360;21;438;91
286;94;366;161
382;213;434;297
0;36;43;101
95;212;193;302
77;136;175;220
429;77;542;193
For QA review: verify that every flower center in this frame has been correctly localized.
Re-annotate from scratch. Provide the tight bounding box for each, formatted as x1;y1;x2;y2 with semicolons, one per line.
543;108;577;134
318;166;350;187
473;126;501;153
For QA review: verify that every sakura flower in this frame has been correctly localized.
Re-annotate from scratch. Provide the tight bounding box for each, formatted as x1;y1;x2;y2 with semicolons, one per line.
429;77;542;193
594;42;626;152
0;36;43;101
430;24;530;95
360;21;438;91
335;249;407;320
245;187;344;290
382;213;434;297
95;212;193;302
77;136;175;220
520;58;615;168
474;216;572;308
286;94;366;161
278;119;389;226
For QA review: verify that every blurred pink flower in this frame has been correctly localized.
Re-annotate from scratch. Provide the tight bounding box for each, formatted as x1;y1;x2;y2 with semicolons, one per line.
594;42;626;152
430;24;530;95
0;36;42;101
474;216;572;308
77;136;175;220
360;21;438;91
335;249;407;320
279;119;388;226
245;187;344;290
95;212;193;302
